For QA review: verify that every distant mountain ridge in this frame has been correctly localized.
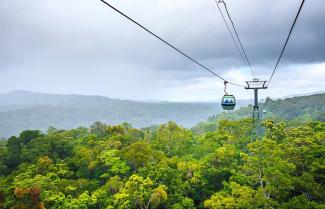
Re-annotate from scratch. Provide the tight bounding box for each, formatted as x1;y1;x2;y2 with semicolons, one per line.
0;91;251;138
280;91;325;99
0;91;142;110
1;91;323;139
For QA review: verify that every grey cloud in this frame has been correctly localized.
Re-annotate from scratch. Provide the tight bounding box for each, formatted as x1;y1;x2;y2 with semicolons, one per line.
0;0;324;100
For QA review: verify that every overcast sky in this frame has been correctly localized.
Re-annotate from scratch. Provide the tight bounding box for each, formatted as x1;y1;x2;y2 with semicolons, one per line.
1;0;324;101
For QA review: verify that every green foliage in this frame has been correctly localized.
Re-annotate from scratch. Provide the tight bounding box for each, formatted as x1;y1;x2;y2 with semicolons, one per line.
100;150;130;175
154;122;194;157
114;174;167;209
0;119;324;209
204;182;265;209
123;141;155;170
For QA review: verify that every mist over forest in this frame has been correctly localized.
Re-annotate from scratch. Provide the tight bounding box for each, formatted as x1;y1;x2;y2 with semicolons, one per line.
0;91;252;138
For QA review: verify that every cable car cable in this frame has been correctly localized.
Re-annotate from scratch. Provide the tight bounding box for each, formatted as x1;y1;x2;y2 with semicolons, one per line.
267;0;306;87
218;0;256;79
99;0;245;87
213;0;248;72
224;81;229;95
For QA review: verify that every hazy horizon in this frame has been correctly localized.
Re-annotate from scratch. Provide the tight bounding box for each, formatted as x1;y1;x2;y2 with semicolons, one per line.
2;89;323;103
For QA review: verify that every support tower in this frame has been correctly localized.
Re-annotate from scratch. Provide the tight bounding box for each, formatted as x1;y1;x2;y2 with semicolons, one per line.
245;79;267;140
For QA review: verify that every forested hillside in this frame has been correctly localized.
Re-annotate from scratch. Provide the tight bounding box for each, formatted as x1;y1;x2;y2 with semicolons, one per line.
193;93;325;134
263;94;325;121
0;119;324;208
0;91;240;138
0;91;324;139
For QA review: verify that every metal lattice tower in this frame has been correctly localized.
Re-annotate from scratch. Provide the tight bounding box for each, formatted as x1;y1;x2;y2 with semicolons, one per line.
245;79;267;140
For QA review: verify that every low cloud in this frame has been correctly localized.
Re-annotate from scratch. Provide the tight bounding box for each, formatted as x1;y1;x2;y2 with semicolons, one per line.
0;0;324;100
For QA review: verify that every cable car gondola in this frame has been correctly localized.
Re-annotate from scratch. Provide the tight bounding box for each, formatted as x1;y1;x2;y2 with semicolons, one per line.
221;81;236;111
222;94;236;110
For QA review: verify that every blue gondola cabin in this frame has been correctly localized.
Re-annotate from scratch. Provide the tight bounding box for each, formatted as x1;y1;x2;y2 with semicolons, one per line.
221;95;236;110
